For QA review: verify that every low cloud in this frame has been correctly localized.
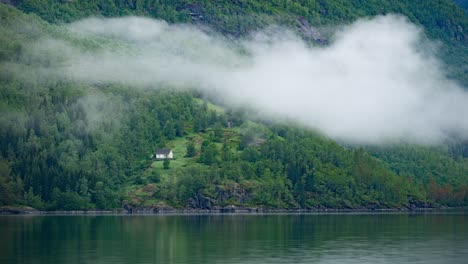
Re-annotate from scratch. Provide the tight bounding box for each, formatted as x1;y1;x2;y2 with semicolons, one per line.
26;15;468;144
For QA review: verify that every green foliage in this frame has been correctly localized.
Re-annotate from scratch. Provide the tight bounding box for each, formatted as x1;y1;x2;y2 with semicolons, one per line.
0;3;467;210
49;188;92;210
213;123;224;142
186;141;196;157
199;142;219;165
93;181;119;209
23;187;44;209
0;158;22;206
251;169;296;208
12;0;468;85
147;170;161;183
453;0;468;11
163;159;170;170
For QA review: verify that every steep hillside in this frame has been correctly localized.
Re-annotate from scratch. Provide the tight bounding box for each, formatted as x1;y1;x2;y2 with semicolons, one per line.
0;3;467;211
453;0;468;11
8;0;467;85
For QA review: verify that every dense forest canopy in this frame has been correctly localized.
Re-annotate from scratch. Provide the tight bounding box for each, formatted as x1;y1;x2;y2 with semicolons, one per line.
0;1;467;210
453;0;468;12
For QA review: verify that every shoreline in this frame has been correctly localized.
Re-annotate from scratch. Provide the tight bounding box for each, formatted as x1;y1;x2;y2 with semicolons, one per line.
1;206;465;215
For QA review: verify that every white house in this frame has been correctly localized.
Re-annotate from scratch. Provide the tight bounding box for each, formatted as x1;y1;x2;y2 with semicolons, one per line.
155;149;173;160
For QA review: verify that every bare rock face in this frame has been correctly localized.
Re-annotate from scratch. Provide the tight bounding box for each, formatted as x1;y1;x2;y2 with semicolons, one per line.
215;183;251;205
187;194;213;209
184;183;253;209
0;206;38;214
185;2;205;22
297;17;328;45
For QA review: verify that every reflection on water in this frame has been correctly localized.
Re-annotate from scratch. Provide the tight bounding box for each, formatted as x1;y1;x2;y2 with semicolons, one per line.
1;212;467;264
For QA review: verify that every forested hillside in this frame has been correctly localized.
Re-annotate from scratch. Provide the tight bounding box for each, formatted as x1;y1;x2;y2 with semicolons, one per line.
0;2;467;211
453;0;468;12
11;0;468;85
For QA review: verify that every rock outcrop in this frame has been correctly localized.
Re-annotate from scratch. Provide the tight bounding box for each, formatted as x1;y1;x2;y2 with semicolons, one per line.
297;17;328;45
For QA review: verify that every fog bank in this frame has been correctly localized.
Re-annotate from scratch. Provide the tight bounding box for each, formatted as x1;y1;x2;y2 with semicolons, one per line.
30;15;468;144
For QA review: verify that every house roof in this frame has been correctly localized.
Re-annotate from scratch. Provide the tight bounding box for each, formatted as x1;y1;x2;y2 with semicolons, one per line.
156;148;172;155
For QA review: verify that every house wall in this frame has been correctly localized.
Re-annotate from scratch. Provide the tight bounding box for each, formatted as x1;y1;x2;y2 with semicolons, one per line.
156;151;173;159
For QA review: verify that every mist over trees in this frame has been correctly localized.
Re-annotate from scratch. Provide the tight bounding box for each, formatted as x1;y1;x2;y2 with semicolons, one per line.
14;0;467;85
0;2;467;210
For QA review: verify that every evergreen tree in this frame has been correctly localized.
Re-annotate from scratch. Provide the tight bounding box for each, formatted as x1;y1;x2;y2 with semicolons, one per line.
186;142;196;157
163;159;170;170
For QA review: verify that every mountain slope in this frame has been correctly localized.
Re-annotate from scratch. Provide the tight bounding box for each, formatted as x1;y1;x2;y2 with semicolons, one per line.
453;0;468;11
0;3;467;210
10;0;467;86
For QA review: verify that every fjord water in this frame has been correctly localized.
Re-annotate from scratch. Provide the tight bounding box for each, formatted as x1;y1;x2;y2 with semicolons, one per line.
1;212;467;264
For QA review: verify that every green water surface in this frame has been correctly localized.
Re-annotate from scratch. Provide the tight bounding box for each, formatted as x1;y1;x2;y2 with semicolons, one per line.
1;212;467;263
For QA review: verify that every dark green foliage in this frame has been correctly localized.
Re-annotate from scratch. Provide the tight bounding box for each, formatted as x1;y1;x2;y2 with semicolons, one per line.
93;181;119;209
186;142;196;157
0;159;18;205
163;159;170;170
11;0;468;85
0;3;467;210
199;143;219;165
163;121;176;140
23;187;44;209
453;0;468;11
213;123;223;142
147;170;161;183
221;143;233;162
49;188;92;210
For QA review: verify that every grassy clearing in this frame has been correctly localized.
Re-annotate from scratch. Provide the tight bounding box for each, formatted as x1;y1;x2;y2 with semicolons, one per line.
147;126;242;178
125;126;243;207
193;98;225;113
151;136;193;173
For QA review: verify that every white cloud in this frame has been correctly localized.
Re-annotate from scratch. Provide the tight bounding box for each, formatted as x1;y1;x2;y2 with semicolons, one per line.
30;15;468;144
